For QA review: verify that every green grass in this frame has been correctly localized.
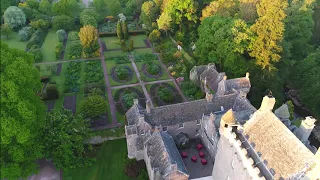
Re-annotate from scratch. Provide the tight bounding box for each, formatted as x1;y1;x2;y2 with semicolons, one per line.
41;30;58;62
104;50;127;58
63;139;131;180
131;34;147;48
1;32;28;51
105;60;138;87
101;36;121;50
135;61;171;82
292;119;302;127
133;48;153;54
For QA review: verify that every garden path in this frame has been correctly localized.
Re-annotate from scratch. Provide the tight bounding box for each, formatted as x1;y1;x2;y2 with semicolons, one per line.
34;57;100;65
146;39;188;102
128;54;155;108
98;39;120;127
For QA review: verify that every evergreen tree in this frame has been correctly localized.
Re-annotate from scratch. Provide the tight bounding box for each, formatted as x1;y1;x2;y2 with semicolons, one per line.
117;21;123;40
121;21;128;40
249;0;288;71
128;38;134;51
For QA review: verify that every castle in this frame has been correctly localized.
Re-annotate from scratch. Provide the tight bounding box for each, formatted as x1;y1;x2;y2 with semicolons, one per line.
125;64;319;180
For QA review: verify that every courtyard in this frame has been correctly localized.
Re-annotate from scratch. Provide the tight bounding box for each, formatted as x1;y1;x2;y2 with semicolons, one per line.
180;139;214;179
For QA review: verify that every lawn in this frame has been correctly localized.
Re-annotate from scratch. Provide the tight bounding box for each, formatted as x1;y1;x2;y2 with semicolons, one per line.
41;30;58;62
1;32;28;51
135;61;171;82
101;36;121;50
133;48;153;54
63;139;131;180
105;60;139;87
131;34;147;48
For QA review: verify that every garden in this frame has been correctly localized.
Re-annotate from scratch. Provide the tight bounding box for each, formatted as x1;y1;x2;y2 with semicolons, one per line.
147;82;183;107
112;86;146;124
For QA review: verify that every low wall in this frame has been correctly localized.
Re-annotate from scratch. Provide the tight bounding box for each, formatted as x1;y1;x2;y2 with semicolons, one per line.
86;135;126;144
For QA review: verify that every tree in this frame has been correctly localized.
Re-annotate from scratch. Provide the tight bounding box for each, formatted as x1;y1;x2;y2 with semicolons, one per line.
128;38;134;51
3;6;26;30
249;0;288;71
120;39;129;52
201;0;238;21
122;21;129;39
195;15;248;77
157;11;172;35
105;0;121;16
80;9;99;27
52;0;81;17
283;0;315;61
239;0;258;23
140;1;158;27
41;109;94;169
79;95;107;118
26;0;39;9
92;0;108;20
117;21;123;40
78;25;100;57
18;26;33;41
56;29;66;42
149;29;161;42
291;49;320;118
29;19;50;29
1;24;12;39
52;15;75;31
0;43;46;180
39;0;52;15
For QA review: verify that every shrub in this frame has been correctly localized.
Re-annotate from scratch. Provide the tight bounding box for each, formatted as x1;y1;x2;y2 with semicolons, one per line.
146;62;160;75
107;56;130;64
29;45;42;62
1;24;12;39
64;61;81;93
128;39;134;51
46;84;59;100
115;65;129;80
56;29;66;42
175;31;184;42
173;51;182;59
148;29;161;43
117;21;123;39
122;91;138;108
68;31;79;41
181;81;204;100
3;6;26;30
52;15;74;31
30;19;50;29
55;42;64;59
122;21;128;39
287;100;295;120
18;26;33;41
158;87;173;103
80;9;98;27
134;53;158;62
67;41;82;59
84;83;104;94
120;40;129;52
79;94;107;118
26;28;47;49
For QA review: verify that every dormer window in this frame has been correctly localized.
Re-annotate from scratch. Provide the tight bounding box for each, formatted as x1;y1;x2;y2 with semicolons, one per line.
140;130;145;135
179;123;184;129
220;106;224;111
162;126;167;131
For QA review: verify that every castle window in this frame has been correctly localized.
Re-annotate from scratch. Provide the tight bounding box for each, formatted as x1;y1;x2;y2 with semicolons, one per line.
162;126;167;131
179;123;184;129
221;106;224;111
197;119;200;125
140;130;145;135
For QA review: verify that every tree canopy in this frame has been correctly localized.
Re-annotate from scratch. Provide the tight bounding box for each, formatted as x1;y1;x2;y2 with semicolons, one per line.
0;43;46;180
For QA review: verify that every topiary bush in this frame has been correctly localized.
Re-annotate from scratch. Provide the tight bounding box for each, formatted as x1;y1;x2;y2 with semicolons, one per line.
122;91;138;108
158;87;174;103
79;94;107;119
115;65;129;80
46;84;59;100
146;62;160;75
56;29;66;42
26;28;47;50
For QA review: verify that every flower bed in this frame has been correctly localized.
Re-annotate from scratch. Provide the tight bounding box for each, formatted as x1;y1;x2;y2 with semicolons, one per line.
99;22;117;33
84;60;104;84
141;62;163;78
134;53;158;62
150;83;182;106
113;87;146;114
64;61;82;93
110;65;134;83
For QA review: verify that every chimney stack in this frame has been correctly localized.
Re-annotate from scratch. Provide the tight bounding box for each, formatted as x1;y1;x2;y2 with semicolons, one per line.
146;100;151;114
206;92;213;102
295;116;316;143
246;72;250;79
259;95;276;111
223;75;227;81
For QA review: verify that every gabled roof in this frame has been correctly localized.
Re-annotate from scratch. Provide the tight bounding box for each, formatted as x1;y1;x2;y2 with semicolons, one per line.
225;77;251;93
145;132;188;177
243;110;315;179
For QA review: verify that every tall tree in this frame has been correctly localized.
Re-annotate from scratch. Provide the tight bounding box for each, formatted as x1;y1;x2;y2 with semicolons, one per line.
105;0;121;16
238;0;259;23
80;9;99;27
39;0;52;16
201;0;238;21
195;15;249;77
0;43;46;179
79;25;100;57
140;1;158;27
284;0;315;61
157;11;172;35
52;0;81;18
41;109;94;169
121;21;129;40
116;21;123;40
249;0;288;71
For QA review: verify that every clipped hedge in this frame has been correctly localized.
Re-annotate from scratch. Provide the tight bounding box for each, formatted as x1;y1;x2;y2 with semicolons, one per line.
133;53;158;62
106;55;130;64
26;28;48;50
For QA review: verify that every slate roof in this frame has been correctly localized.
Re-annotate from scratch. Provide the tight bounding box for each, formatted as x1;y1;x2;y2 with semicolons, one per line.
199;65;225;93
243;110;315;179
125;104;140;126
145;131;188;177
225;77;251;93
